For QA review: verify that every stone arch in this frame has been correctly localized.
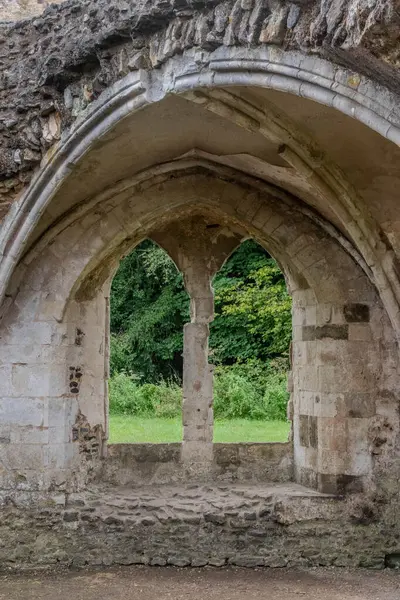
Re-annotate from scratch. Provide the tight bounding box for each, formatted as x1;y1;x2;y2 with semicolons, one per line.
0;169;394;495
1;48;400;339
2;1;400;569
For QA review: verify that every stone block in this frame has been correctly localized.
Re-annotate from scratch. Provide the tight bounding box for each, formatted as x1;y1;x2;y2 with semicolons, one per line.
314;392;341;418
317;324;348;340
292;288;317;308
305;305;317;325
348;323;372;341
318;417;347;452
301;324;348;341
0;397;46;427
48;397;79;429
299;391;314;415
11;364;66;398
292;341;316;366
0;365;13;396
190;296;214;323
309;416;318;449
299;415;309;447
292;325;303;341
297;366;318;392
318;473;364;495
287;234;315;257
315;339;345;366
0;443;45;471
1;322;56;346
262;213;284;235
296;244;322;269
48;427;69;445
292;306;305;326
295;466;318;490
45;443;76;470
251;205;274;229
181;440;213;464
10;426;49;445
318;365;351;393
318;450;346;475
339;392;376;418
344;303;370;323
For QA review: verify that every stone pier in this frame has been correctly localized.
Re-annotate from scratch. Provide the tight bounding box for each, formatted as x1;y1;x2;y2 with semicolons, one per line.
153;216;243;465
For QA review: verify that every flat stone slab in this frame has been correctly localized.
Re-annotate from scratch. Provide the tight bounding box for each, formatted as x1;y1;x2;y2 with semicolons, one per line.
74;482;336;530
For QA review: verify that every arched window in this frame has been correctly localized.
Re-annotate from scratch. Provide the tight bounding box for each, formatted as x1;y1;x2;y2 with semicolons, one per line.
108;237;292;446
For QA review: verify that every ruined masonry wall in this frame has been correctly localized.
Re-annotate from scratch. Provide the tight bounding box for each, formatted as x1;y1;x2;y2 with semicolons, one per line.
0;483;396;570
102;443;293;486
0;0;399;216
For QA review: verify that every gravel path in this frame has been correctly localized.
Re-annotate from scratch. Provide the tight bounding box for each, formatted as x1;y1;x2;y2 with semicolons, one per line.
1;566;399;600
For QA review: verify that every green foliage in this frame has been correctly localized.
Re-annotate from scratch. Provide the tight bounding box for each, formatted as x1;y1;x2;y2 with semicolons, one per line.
110;240;189;382
110;239;292;383
109;372;182;418
109;363;289;422
213;360;289;421
211;248;291;363
109;238;292;422
213;369;262;419
263;373;289;421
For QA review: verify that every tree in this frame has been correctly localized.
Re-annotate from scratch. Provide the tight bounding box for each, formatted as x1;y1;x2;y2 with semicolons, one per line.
110;239;291;382
110;240;189;381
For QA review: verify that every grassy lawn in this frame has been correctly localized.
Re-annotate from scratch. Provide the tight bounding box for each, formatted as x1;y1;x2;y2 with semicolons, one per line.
109;415;290;444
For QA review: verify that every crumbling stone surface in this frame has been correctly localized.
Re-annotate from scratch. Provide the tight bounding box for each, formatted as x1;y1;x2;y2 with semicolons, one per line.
0;1;65;21
0;0;399;215
102;442;293;486
0;482;393;570
0;1;400;573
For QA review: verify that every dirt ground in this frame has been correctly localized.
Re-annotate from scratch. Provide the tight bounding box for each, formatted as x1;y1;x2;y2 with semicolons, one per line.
0;566;399;600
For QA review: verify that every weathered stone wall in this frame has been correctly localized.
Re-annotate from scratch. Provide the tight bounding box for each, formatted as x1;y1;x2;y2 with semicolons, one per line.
0;0;399;216
0;482;396;570
102;443;293;486
0;172;393;496
1;0;400;572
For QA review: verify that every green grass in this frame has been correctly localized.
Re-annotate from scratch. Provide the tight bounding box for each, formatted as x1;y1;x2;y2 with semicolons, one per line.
108;415;290;444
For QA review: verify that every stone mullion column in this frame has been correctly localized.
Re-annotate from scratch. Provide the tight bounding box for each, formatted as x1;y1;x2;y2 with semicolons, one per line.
181;320;213;462
151;217;242;466
181;281;215;464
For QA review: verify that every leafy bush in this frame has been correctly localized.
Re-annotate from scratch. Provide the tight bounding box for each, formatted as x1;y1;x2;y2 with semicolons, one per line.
213;362;289;421
139;383;182;418
263;372;289;421
109;373;181;417
109;362;289;421
213;368;264;419
108;372;142;415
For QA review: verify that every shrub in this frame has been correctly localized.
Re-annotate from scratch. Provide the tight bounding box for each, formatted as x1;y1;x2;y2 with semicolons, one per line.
213;368;263;419
109;361;289;421
213;361;289;421
109;373;181;417
109;371;141;415
139;382;182;418
263;373;289;421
